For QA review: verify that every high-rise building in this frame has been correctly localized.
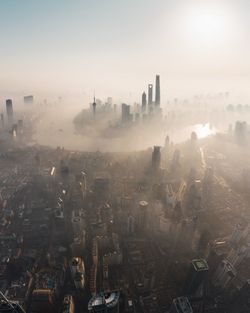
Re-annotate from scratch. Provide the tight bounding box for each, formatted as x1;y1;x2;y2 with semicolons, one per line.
24;95;34;104
12;124;18;137
152;146;161;172
0;291;26;313
127;214;135;235
230;224;249;246
94;174;110;201
207;240;228;274
236;280;250;309
148;84;153;107
212;259;236;290
88;291;120;313
107;97;113;106
227;246;247;268
183;259;209;296
121;103;132;124
6;99;13;124
138;200;148;231
135;113;140;123
18;119;24;131
30;290;56;313
165;135;170;148
141;92;147;112
93;97;97;116
0;113;4;128
155;75;160;107
169;297;193;313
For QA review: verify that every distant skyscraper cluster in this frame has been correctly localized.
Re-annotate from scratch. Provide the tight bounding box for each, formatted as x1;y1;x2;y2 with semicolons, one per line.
86;75;162;128
142;74;161;114
1;95;34;137
121;74;162;125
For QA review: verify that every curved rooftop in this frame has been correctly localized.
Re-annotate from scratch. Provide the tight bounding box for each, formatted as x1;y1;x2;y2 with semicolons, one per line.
88;292;120;311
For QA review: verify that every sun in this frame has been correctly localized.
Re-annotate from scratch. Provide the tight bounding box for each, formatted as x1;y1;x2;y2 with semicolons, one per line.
185;6;230;44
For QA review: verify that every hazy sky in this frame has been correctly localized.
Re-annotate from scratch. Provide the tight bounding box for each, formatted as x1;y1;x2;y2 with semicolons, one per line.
1;0;250;102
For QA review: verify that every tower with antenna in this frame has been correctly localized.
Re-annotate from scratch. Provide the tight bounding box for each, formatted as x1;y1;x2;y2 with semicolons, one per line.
92;92;97;117
141;91;147;112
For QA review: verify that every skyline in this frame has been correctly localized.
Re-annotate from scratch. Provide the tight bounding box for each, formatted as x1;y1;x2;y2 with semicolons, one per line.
1;0;250;101
1;3;250;313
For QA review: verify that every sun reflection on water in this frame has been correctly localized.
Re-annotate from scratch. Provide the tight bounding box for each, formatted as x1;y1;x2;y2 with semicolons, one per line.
194;123;214;139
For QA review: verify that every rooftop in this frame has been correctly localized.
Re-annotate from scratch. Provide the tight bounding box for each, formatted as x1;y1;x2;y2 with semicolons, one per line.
192;259;209;272
172;297;193;313
88;291;120;310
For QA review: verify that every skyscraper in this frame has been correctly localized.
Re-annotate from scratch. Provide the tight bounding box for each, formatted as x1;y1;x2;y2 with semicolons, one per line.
24;95;34;104
88;291;120;313
212;259;236;290
141;92;147;112
138;200;148;232
0;291;26;313
152;146;161;172
121;103;132;124
148;84;153;107
6;99;13;124
169;297;193;313
182;259;209;296
92;97;97;116
1;113;4;128
155;75;160;107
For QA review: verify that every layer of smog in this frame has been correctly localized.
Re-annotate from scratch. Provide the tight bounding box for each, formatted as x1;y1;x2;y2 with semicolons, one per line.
3;79;250;152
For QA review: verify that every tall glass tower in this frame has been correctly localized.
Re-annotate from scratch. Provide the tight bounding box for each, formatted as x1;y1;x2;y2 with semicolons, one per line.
155;75;160;107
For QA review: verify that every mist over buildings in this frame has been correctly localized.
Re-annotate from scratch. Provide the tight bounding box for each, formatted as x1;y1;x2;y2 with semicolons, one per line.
2;1;250;313
1;75;250;152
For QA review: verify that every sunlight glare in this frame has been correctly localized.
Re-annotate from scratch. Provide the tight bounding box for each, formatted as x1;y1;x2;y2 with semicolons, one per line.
185;6;229;44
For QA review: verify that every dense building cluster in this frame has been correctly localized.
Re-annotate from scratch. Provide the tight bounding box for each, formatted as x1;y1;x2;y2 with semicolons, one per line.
0;128;250;313
1;80;250;313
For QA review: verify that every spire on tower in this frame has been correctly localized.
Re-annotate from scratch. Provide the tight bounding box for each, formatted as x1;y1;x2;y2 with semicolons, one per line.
92;91;97;116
